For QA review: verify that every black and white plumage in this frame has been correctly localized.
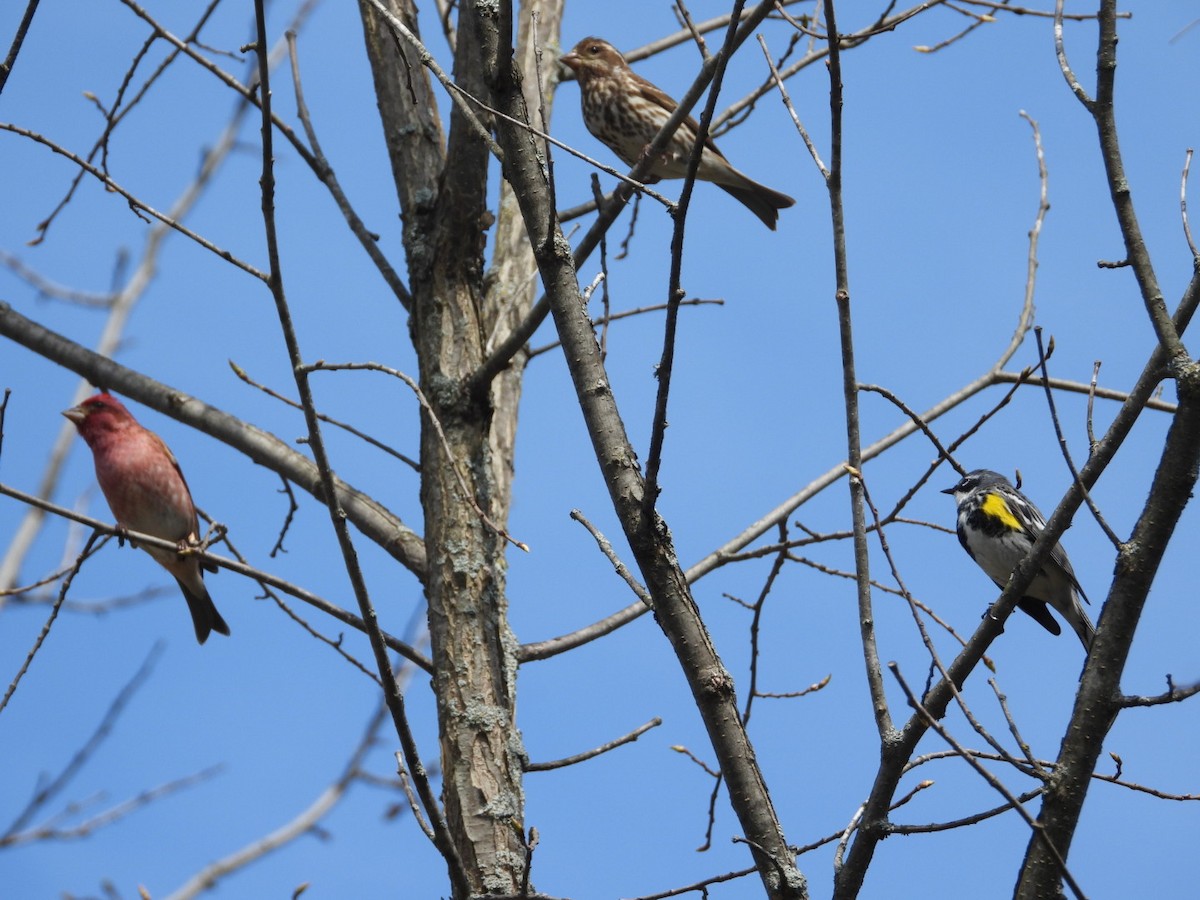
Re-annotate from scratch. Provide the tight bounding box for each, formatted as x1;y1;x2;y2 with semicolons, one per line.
942;469;1095;651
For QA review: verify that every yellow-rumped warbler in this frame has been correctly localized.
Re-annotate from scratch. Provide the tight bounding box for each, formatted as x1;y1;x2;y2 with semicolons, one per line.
942;469;1095;651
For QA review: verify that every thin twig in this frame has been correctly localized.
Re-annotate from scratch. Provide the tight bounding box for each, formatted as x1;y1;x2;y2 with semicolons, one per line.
1182;148;1198;260
992;369;1176;413
525;718;662;771
0;533;102;716
0;0;41;95
1032;327;1122;548
285;31;412;309
568;510;651;606
1053;0;1093;109
3;766;223;848
304;361;529;552
743;522;789;725
228;360;420;472
891;663;1086;899
0;122;268;282
527;298;722;359
758;33;827;176
166;658;425;899
2;642;163;840
643;3;747;517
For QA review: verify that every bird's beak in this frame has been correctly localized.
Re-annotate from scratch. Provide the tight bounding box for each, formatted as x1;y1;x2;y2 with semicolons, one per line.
62;405;85;425
940;486;956;495
559;51;579;73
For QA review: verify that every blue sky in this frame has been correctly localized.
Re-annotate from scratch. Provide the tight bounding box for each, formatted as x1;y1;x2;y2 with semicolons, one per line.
1;2;1198;898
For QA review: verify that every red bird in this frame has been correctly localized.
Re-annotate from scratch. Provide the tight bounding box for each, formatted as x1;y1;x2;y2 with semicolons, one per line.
64;393;230;643
560;36;795;230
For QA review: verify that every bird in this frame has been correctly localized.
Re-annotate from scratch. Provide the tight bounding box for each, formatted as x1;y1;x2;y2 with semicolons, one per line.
64;392;230;644
559;36;795;230
942;469;1094;651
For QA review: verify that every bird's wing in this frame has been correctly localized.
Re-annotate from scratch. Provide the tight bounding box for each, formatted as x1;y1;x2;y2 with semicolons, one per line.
629;71;730;162
146;427;202;540
1009;489;1090;604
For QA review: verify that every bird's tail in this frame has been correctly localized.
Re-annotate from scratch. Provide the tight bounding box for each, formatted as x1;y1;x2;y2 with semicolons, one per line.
178;579;231;644
1062;594;1096;653
716;176;795;231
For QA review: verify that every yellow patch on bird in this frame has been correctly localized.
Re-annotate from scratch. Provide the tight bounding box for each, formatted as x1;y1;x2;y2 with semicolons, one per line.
981;492;1022;530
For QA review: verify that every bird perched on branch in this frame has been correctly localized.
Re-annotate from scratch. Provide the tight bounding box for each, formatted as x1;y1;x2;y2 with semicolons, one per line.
64;392;230;644
943;469;1094;651
560;36;795;230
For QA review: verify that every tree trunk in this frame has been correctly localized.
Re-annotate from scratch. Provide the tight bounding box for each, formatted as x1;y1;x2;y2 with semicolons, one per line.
358;0;562;893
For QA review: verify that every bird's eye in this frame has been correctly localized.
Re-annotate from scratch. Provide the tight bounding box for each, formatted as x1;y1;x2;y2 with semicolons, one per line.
588;44;600;55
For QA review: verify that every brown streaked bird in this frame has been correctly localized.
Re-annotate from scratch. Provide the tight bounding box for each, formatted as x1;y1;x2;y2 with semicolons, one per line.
560;36;795;230
64;392;231;644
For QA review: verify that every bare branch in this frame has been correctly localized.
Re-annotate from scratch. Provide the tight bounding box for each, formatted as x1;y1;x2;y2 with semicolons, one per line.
0;480;433;670
891;663;1085;899
1183;147;1198;260
2;642;164;841
304;361;529;552
0;122;268;281
1054;0;1093;109
525;717;662;772
566;509;651;606
285;31;412;309
0;532;102;716
0;0;41;95
165;658;425;899
229;361;420;472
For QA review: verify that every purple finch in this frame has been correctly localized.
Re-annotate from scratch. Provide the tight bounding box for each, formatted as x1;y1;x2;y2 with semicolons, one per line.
560;36;795;230
64;393;230;644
